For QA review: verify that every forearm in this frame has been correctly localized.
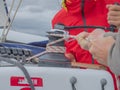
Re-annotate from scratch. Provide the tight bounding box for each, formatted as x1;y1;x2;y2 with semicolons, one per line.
104;32;118;40
107;31;120;75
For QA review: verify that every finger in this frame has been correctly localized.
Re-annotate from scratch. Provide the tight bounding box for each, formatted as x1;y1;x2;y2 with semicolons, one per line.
76;32;89;40
107;15;120;26
107;11;120;16
76;32;90;50
108;20;120;27
91;52;106;65
78;38;90;50
107;4;120;11
107;15;120;21
88;40;101;57
89;44;96;56
96;58;107;66
87;41;92;48
106;4;113;9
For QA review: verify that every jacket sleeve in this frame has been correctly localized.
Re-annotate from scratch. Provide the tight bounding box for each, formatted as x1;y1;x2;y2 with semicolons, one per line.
105;31;120;76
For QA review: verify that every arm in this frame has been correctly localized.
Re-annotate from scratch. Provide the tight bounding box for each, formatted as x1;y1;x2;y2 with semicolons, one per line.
107;30;120;75
106;4;120;75
76;4;120;75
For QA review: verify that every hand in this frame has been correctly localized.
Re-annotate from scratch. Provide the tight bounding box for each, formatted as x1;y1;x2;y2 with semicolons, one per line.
76;31;89;50
107;4;120;28
88;29;105;39
89;36;115;66
76;29;105;50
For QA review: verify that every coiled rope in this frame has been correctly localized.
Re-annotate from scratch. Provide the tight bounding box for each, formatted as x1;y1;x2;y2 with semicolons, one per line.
26;33;73;61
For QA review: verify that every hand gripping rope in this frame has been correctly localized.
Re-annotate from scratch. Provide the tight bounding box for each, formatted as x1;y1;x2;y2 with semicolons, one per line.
26;30;107;70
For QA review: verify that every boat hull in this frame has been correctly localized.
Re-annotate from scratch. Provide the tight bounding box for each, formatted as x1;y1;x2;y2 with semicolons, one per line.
0;66;114;90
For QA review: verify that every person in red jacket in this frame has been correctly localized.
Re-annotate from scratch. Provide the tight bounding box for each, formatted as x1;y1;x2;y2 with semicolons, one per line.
52;0;120;90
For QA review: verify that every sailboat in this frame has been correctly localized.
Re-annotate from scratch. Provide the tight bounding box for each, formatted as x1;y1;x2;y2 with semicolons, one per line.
0;0;117;90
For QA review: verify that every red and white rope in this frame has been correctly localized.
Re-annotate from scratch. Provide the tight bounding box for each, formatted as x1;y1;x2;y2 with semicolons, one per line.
48;33;76;39
47;37;65;46
46;46;65;53
26;33;74;60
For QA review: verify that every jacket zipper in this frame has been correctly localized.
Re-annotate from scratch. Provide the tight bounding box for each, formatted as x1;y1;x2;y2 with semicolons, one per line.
81;0;87;32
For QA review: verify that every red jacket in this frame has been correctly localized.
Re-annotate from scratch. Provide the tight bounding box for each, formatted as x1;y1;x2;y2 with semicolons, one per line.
52;0;120;90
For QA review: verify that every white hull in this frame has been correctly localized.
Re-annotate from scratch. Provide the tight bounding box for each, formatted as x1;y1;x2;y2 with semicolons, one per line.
0;1;117;90
0;66;114;90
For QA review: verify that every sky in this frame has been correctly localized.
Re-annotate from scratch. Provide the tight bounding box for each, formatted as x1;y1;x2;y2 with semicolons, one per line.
6;0;62;36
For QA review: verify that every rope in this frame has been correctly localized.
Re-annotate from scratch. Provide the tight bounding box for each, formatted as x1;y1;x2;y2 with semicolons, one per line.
46;46;65;53
25;32;107;70
1;0;14;42
26;33;70;61
1;0;23;42
47;37;65;46
48;33;76;39
0;57;35;90
26;51;47;61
